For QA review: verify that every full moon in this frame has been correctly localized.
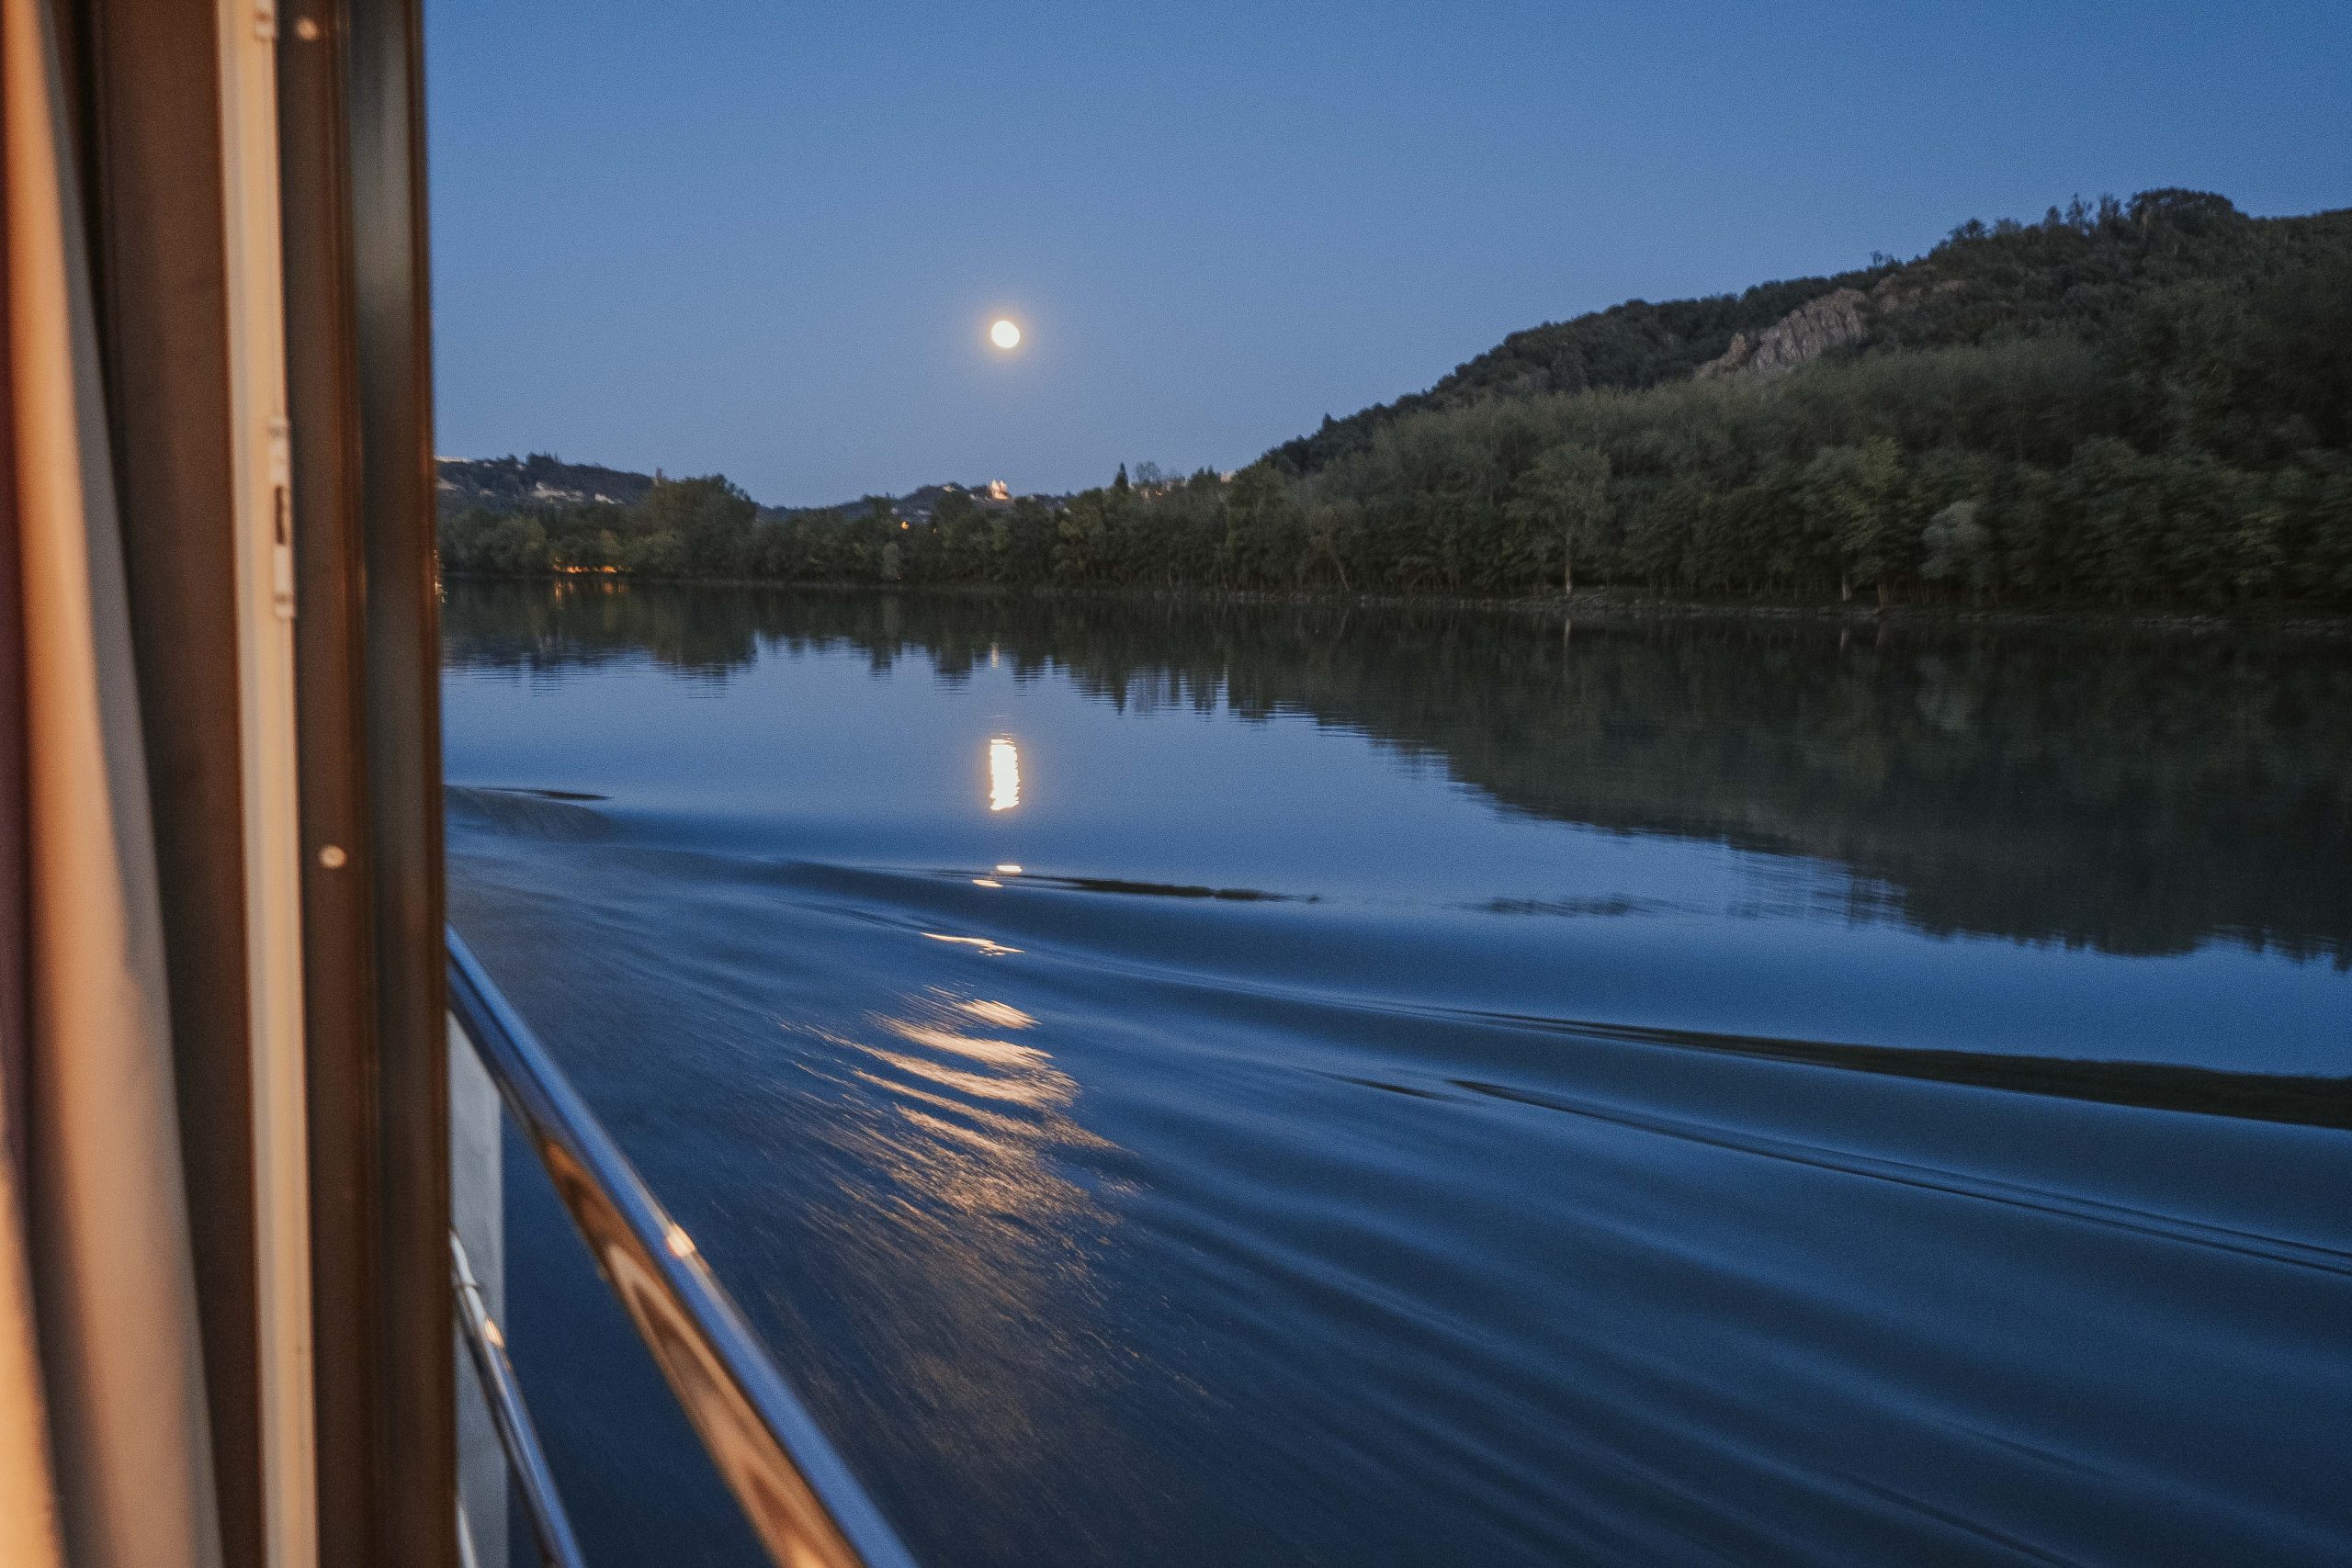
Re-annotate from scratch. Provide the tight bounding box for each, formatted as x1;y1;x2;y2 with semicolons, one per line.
989;318;1022;349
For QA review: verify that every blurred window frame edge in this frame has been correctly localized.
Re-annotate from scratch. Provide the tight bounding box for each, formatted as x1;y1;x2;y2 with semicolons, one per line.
4;0;452;1564
274;0;455;1564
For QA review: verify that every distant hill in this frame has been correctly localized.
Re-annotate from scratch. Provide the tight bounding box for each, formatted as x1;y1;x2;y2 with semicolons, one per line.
435;454;656;519
810;480;1054;525
436;454;1042;525
1271;189;2352;475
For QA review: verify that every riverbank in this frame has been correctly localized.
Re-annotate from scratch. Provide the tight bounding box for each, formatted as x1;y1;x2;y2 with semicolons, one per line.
456;571;2352;638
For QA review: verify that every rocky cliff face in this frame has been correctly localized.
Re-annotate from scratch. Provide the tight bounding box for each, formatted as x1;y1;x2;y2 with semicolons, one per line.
1696;286;1870;379
1695;271;1965;380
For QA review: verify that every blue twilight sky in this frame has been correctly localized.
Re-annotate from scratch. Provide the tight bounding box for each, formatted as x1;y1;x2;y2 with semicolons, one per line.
425;1;2352;507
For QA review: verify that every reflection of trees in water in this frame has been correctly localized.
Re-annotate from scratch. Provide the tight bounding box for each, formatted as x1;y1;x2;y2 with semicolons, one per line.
444;577;763;676
445;581;2352;963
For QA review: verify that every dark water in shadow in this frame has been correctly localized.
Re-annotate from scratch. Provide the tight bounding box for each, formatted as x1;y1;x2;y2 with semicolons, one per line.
443;582;2351;1567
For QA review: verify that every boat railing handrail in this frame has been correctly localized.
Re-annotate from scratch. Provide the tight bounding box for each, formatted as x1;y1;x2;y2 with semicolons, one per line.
450;1228;586;1568
445;926;921;1568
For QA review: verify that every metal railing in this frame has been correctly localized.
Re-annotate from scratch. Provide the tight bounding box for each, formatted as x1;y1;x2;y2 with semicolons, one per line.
451;1230;585;1568
446;927;921;1568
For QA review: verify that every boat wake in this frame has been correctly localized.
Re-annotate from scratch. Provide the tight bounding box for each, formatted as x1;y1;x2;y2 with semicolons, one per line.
449;798;2352;1568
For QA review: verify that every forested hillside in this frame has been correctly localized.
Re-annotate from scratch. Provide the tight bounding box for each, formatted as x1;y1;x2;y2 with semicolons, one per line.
441;189;2352;610
1270;189;2349;475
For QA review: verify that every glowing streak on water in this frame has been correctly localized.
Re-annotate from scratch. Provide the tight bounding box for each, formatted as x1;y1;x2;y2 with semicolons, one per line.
922;932;1022;956
989;736;1021;812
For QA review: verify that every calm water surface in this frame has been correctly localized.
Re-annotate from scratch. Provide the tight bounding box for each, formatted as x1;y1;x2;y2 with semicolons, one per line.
442;582;2351;1568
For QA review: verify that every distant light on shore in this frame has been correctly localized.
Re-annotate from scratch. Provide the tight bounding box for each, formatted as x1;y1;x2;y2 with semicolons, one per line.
989;736;1022;812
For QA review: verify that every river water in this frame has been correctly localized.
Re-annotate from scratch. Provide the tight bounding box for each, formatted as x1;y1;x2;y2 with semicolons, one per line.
441;581;2351;1568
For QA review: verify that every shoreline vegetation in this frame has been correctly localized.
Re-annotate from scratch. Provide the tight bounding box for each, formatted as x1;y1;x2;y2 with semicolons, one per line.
441;189;2352;614
442;570;2352;637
